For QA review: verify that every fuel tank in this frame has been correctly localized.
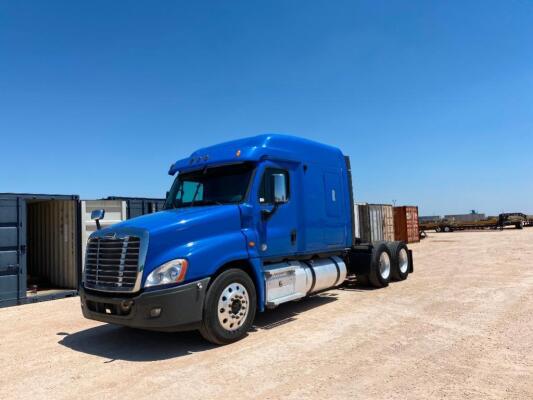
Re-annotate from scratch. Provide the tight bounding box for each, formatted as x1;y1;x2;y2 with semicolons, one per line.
264;256;347;308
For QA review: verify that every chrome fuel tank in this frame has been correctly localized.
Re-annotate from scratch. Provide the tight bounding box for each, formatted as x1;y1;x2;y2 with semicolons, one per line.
264;256;347;308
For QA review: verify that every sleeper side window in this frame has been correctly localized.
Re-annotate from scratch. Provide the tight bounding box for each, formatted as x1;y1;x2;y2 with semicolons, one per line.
259;168;290;204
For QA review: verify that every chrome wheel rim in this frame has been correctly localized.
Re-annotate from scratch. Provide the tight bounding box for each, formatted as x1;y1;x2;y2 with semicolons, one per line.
379;252;391;280
399;248;409;274
217;283;250;332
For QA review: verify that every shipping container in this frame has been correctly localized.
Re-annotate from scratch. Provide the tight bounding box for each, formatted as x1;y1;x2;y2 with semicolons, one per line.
357;204;395;243
0;194;160;307
106;196;166;219
80;200;127;270
353;204;360;239
368;205;384;242
0;193;80;307
356;203;370;242
382;205;395;241
394;206;420;243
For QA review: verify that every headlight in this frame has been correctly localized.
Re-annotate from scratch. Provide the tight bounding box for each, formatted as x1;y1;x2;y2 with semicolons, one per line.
145;259;188;288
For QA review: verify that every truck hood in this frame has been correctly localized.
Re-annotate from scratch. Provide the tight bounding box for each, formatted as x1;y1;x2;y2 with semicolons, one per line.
109;205;239;234
95;205;245;283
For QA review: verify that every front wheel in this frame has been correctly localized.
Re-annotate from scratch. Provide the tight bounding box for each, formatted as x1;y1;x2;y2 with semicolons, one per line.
199;269;257;345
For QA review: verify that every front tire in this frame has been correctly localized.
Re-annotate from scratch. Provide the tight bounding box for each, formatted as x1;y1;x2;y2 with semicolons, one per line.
199;269;257;345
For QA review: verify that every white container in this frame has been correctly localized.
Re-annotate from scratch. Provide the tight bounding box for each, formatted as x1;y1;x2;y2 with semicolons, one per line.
80;200;127;270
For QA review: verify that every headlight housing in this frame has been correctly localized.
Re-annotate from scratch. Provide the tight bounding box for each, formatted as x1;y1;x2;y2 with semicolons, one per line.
145;259;188;288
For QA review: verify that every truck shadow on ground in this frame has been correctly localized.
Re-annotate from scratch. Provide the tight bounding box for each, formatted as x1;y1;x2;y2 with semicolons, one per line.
57;293;338;362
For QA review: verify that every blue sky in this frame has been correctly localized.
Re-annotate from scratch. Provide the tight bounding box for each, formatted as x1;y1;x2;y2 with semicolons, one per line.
1;1;532;215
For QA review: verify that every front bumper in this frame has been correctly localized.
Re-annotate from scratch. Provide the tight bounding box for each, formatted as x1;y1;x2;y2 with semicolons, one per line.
80;278;210;332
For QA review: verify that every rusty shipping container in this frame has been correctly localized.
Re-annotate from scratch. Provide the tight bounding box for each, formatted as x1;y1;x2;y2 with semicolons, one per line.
357;204;395;243
394;206;420;243
382;205;395;241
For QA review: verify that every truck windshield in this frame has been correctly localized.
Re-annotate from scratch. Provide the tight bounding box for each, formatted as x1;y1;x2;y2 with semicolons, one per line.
165;163;255;209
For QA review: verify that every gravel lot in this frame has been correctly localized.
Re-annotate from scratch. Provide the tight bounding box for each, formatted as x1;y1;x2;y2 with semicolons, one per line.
1;228;532;400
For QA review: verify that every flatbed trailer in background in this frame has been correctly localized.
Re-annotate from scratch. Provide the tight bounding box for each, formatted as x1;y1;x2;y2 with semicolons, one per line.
420;213;527;234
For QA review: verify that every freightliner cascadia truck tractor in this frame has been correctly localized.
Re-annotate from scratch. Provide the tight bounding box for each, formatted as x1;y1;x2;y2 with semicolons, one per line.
80;134;413;344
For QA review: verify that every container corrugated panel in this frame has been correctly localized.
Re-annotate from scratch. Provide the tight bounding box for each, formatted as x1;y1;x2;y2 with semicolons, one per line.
368;204;384;242
394;206;420;243
0;197;24;305
106;197;166;219
80;200;127;270
358;204;394;243
357;204;372;243
382;205;395;241
26;200;78;289
353;204;360;238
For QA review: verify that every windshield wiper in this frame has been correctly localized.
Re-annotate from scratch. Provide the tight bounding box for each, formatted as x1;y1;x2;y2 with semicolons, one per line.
189;182;203;207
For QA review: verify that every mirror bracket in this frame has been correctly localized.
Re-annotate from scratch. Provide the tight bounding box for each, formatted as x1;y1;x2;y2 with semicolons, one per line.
261;204;278;220
91;209;105;230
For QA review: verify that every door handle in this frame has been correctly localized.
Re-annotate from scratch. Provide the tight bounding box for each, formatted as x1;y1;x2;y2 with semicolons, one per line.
290;230;297;246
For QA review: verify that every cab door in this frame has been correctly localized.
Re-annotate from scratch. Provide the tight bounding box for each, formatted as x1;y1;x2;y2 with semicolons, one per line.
255;162;299;259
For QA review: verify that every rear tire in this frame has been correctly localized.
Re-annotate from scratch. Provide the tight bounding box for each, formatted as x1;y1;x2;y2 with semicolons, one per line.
388;241;410;281
516;222;524;230
199;269;257;345
368;242;392;288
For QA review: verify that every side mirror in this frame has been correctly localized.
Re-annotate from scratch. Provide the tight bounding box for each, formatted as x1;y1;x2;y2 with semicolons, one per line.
91;209;105;230
272;173;288;204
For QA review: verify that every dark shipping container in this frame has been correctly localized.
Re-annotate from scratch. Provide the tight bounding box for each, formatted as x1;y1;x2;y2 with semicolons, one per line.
0;193;81;307
1;194;166;308
106;196;166;219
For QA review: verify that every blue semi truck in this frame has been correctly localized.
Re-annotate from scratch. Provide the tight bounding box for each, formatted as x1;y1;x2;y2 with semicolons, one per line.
80;134;413;344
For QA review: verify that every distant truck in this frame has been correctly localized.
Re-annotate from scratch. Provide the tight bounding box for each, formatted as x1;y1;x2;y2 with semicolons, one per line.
79;135;413;344
420;213;527;233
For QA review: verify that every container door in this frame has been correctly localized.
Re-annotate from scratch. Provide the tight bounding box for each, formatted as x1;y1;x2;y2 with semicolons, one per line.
0;197;26;305
383;206;394;241
407;206;420;243
126;200;143;219
369;205;384;242
358;204;371;243
353;204;360;239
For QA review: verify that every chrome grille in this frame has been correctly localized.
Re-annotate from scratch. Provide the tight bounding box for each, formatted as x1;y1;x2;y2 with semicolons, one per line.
84;236;140;291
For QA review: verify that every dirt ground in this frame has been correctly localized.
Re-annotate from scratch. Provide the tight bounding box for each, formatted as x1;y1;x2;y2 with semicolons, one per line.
1;228;532;400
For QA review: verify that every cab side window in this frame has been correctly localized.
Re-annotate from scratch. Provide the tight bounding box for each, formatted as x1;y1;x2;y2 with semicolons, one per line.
259;168;290;204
